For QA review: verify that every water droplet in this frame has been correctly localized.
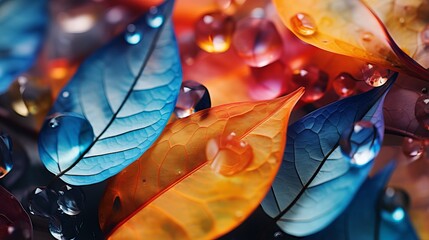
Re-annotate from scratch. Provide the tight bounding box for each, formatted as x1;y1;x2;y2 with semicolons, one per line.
421;25;429;46
249;61;289;100
40;113;94;171
146;7;163;28
62;91;70;98
125;24;142;45
290;13;317;36
49;212;83;240
57;185;85;216
174;80;211;118
291;66;329;103
232;18;283;67
333;72;357;97
340;121;381;167
195;12;235;53
361;31;374;42
415;94;429;130
205;132;253;176
402;137;424;161
361;63;390;87
216;0;246;15
28;187;59;218
381;187;410;223
0;133;13;179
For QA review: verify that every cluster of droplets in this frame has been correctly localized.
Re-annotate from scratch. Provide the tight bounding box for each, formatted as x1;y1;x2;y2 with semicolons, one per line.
28;185;85;240
123;6;164;45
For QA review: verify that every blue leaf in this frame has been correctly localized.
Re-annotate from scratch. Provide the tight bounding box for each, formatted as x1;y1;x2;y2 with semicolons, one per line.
38;0;182;185
262;73;398;236
0;0;47;93
302;162;419;240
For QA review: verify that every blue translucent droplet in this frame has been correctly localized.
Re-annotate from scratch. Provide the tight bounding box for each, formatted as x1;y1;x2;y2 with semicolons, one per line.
124;24;141;45
339;121;381;166
28;187;59;218
146;7;164;28
57;185;85;216
39;113;94;172
0;132;13;178
174;80;211;118
380;187;409;223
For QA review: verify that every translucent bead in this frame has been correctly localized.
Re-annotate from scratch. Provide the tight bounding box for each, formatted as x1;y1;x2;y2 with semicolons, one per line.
249;61;288;100
57;185;85;216
402;137;424;161
7;75;52;117
206;132;253;176
39;113;94;171
216;0;246;15
415;94;429;130
124;24;142;45
146;6;163;28
290;13;317;36
49;213;83;240
232;18;283;67
361;63;389;87
381;187;410;223
339;121;381;167
174;80;211;118
28;187;59;218
332;72;356;97
0;133;13;179
291;66;329;103
195;12;235;53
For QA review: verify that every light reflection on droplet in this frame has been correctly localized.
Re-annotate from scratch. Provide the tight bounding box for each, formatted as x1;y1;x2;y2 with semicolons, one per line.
125;24;142;45
146;7;164;28
290;13;317;36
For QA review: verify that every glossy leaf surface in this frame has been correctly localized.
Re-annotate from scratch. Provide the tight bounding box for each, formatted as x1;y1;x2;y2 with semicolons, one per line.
0;0;47;93
99;88;304;239
273;0;429;80
38;0;182;185
262;73;397;236
302;162;419;240
0;186;32;240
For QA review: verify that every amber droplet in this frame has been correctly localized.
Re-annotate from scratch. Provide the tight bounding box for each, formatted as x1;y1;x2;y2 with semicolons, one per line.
361;63;389;87
333;72;356;97
290;13;317;36
402;137;424;161
421;24;429;46
195;12;235;53
206;132;253;176
292;66;329;103
232;18;283;67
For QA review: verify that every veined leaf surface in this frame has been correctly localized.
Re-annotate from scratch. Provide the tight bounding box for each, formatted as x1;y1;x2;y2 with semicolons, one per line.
0;0;47;93
262;73;397;236
99;88;304;239
38;0;182;185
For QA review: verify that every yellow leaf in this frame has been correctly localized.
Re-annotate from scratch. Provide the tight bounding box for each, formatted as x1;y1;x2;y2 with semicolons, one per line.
99;88;304;239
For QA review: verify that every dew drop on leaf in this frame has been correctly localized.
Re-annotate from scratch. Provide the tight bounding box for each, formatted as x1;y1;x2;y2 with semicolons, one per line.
290;12;317;36
415;94;429;130
361;63;389;87
146;6;163;28
380;187;410;223
0;133;13;179
332;72;356;97
57;185;85;216
195;11;235;53
292;66;329;103
174;80;211;118
124;24;142;45
205;132;253;176
232;18;283;67
402;137;424;161
339;121;381;167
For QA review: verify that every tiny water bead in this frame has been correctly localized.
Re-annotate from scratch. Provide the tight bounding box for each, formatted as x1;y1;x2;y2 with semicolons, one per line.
39;113;94;171
0;133;13;179
28;187;59;218
402;137;424;161
361;63;390;87
195;12;235;53
249;61;288;100
146;6;163;28
291;66;329;103
57;185;85;216
415;94;429;130
174;80;211;118
332;72;357;97
232;18;283;67
205;132;253;176
380;187;410;223
290;13;317;36
339;121;381;167
124;24;142;45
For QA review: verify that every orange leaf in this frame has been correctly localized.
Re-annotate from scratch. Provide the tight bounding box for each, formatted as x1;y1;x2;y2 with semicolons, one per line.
273;0;429;79
99;88;304;239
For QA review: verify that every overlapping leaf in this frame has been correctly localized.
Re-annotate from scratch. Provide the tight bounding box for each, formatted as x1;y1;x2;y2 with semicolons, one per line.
0;186;32;239
0;0;47;93
261;73;397;236
99;88;304;239
38;0;182;185
273;0;429;80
